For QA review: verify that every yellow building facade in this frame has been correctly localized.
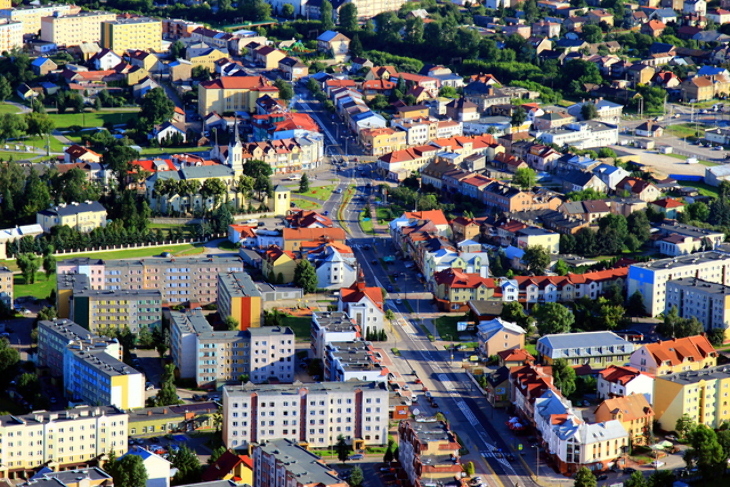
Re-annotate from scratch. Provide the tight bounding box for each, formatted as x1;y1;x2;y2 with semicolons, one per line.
217;271;262;331
0;4;80;35
197;76;278;116
36;201;108;233
653;365;730;431
262;248;297;284
0;20;22;52
101;17;162;53
273;185;290;215
40;11;117;46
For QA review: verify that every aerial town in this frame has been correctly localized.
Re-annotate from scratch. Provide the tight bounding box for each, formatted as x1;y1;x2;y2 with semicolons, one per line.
5;1;730;487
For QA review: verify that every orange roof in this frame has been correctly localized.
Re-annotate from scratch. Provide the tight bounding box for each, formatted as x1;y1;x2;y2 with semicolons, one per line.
596;393;653;422
643;335;717;367
340;281;384;311
433;268;492;289
229;224;256;239
362;79;396;90
264;246;296;262
598;365;644;385
65;144;101;159
497;348;535;363
403;210;449;227
200;76;270;90
282;227;346;242
645;19;665;30
325;79;357;88
130;158;176;173
652;197;684;209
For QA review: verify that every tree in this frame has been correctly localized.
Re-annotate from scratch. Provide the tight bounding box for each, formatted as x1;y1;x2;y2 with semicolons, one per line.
274;78;293;101
211;203;234;234
675;413;695;440
336;435;350;462
534;302;575;335
25;112;54;137
109;453;148;487
281;2;295;18
708;328;726;347
243;159;274;179
299;173;310;193
500;301;533;330
140;87;175;127
349;466;364;487
43;253;56;280
0;336;19;380
294;260;318;293
0;113;28;142
320;0;335;30
170;40;186;59
512;167;537;190
224;315;239;331
684;425;726;480
581;102;599;120
349;33;364;58
339;2;358;31
627;210;651;244
170;445;202;485
0;76;11;101
523;245;550;275
626;290;646;317
582;24;603;43
573;467;597;487
154;363;179;406
552;358;577;397
574;227;598;256
464;461;476;476
554;259;570;276
624;471;648;487
17;253;40;284
510;106;527;127
153;327;170;357
208;446;227;465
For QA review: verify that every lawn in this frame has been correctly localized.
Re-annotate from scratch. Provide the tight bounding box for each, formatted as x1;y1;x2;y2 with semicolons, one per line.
0;103;20;114
15;272;55;299
287;184;336;201
680;181;720;198
434;315;462;342
376;207;394;222
43;243;199;264
663;152;718;166
49;109;140;130
0;151;45;162
140;146;211;156
291;197;319;210
664;123;701;139
4;135;66;153
525;343;538;357
281;315;312;341
359;211;374;235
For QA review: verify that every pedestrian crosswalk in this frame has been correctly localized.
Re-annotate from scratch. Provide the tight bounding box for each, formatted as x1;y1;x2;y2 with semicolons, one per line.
481;450;517;472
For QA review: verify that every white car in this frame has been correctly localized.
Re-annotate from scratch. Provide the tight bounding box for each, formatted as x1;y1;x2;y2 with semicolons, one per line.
650;461;665;468
245;219;258;225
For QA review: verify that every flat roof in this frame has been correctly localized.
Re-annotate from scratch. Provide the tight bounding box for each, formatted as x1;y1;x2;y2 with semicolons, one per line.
312;311;355;332
218;271;262;298
0;405;123;427
225;380;387;396
667;277;730;295
630;251;730;271
257;439;343;487
659;364;730;385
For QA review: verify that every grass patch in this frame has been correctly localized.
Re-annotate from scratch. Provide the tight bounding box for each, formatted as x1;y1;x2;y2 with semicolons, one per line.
291;197;319;210
359;211;374;235
434;315;462;342
140;146;210;156
290;184;336;201
6;135;66;153
49;109;140;130
664;123;701;139
664;152;718;166
681;181;720;198
53;243;198;262
525;343;538;357
0;151;45;161
0;103;21;115
15;272;55;299
376;207;394;222
281;315;312;341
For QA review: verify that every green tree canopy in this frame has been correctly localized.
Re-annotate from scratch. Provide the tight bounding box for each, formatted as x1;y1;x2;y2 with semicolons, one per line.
534;302;575;335
294;259;318;293
512;167;537;190
573;466;597;487
523;245;550;275
552;358;577;397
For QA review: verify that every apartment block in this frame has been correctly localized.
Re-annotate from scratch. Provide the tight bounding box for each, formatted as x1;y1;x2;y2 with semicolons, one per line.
70;288;162;334
536;331;636;367
324;341;388;383
253;439;346;487
630;335;717;376
398;419;462;487
596;365;654;403
198;76;278;117
666;277;730;341
0;406;128;479
653;365;730;430
0;265;12;307
101;17;162;53
40;11;117;46
310;311;360;360
218;271;262;331
222;381;389;449
37;319;144;409
169;308;295;387
0;19;22;52
162;18;203;39
57;255;244;308
627;251;730;316
0;3;80;35
594;394;654;446
36;201;108;233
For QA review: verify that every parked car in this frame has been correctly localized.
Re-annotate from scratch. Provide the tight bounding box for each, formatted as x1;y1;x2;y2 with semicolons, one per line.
470;477;483;485
596;474;608;481
349;454;364;461
650;461;665;468
624;468;637;475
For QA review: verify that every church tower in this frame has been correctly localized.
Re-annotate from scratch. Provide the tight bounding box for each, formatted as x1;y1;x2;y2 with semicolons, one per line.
226;116;244;175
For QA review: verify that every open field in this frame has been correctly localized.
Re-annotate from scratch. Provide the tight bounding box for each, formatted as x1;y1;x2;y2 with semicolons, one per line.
291;197;319;210
15;272;55;299
0;103;21;114
286;184;336;201
281;315;311;341
49;110;139;130
434;315;462;342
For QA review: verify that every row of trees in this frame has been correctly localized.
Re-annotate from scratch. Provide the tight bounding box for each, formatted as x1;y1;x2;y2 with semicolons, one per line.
559;211;653;257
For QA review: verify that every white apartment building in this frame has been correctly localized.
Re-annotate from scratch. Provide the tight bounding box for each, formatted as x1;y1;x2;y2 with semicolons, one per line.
222;381;389;449
0;3;79;35
0;406;128;479
535;121;619;150
310;311;360;360
169;308;295;387
596;365;655;403
324;341;388;383
40;11;118;46
665;277;730;340
337;281;385;336
391;119;464;146
0;19;23;52
253;439;346;487
627;251;730;316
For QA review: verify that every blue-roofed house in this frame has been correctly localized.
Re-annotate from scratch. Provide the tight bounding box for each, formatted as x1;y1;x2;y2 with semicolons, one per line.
649;8;677;23
31;56;57;76
122;446;172;487
536;331;635;367
697;65;729;78
316;30;350;60
476;317;526;356
592;163;630;190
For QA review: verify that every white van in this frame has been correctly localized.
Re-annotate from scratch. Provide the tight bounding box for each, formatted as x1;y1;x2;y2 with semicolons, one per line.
287;174;302;181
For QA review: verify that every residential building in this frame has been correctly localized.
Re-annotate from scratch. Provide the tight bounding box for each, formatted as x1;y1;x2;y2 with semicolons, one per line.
324;341;389;382
56;255;244;306
316;31;350;60
0;19;22;52
433;268;494;312
253;45;286;69
616;177;662;202
36;201;108;233
629;335;718;376
252;439;346;487
626;251;730;316
0;266;11;307
23;467;113;487
515;227;560;254
64;144;102;164
535;121;619;149
706;164;730;187
69;288;162;334
680;76;715;102
121;447;171;487
398;420;462;487
262;247;297;284
665;278;730;340
127;401;219;437
30;56;58;76
338;281;385;336
310;311;359;360
0;406;128;479
101;17;161;53
597;365;654;402
653;365;730;430
162;18;203;39
169;308;295;387
476;318;526;357
187;46;229;71
222;381;389;448
278;56;307;81
40;11;117;46
359;127;408;156
656;222;725;250
0;3;80;35
593;394;654;446
312;246;358;291
282;227;346;251
198;76;278;117
536;331;635;367
218;271;263;331
202;450;254;484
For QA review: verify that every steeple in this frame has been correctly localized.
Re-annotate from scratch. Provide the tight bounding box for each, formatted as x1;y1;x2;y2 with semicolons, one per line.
227;114;243;174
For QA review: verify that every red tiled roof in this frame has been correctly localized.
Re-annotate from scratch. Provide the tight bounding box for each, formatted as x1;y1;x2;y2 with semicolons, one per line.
652;197;684;209
598;365;644;385
200;76;270;90
403;210;449;227
65;144;101;159
643;335;717;367
433;268;493;289
282;227;346;242
340;281;384;311
497;348;535;363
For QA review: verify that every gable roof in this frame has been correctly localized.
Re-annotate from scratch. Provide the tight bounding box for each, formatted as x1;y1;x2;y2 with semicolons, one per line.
596;393;653;422
598;365;646;385
340;281;384;311
640;335;717;367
